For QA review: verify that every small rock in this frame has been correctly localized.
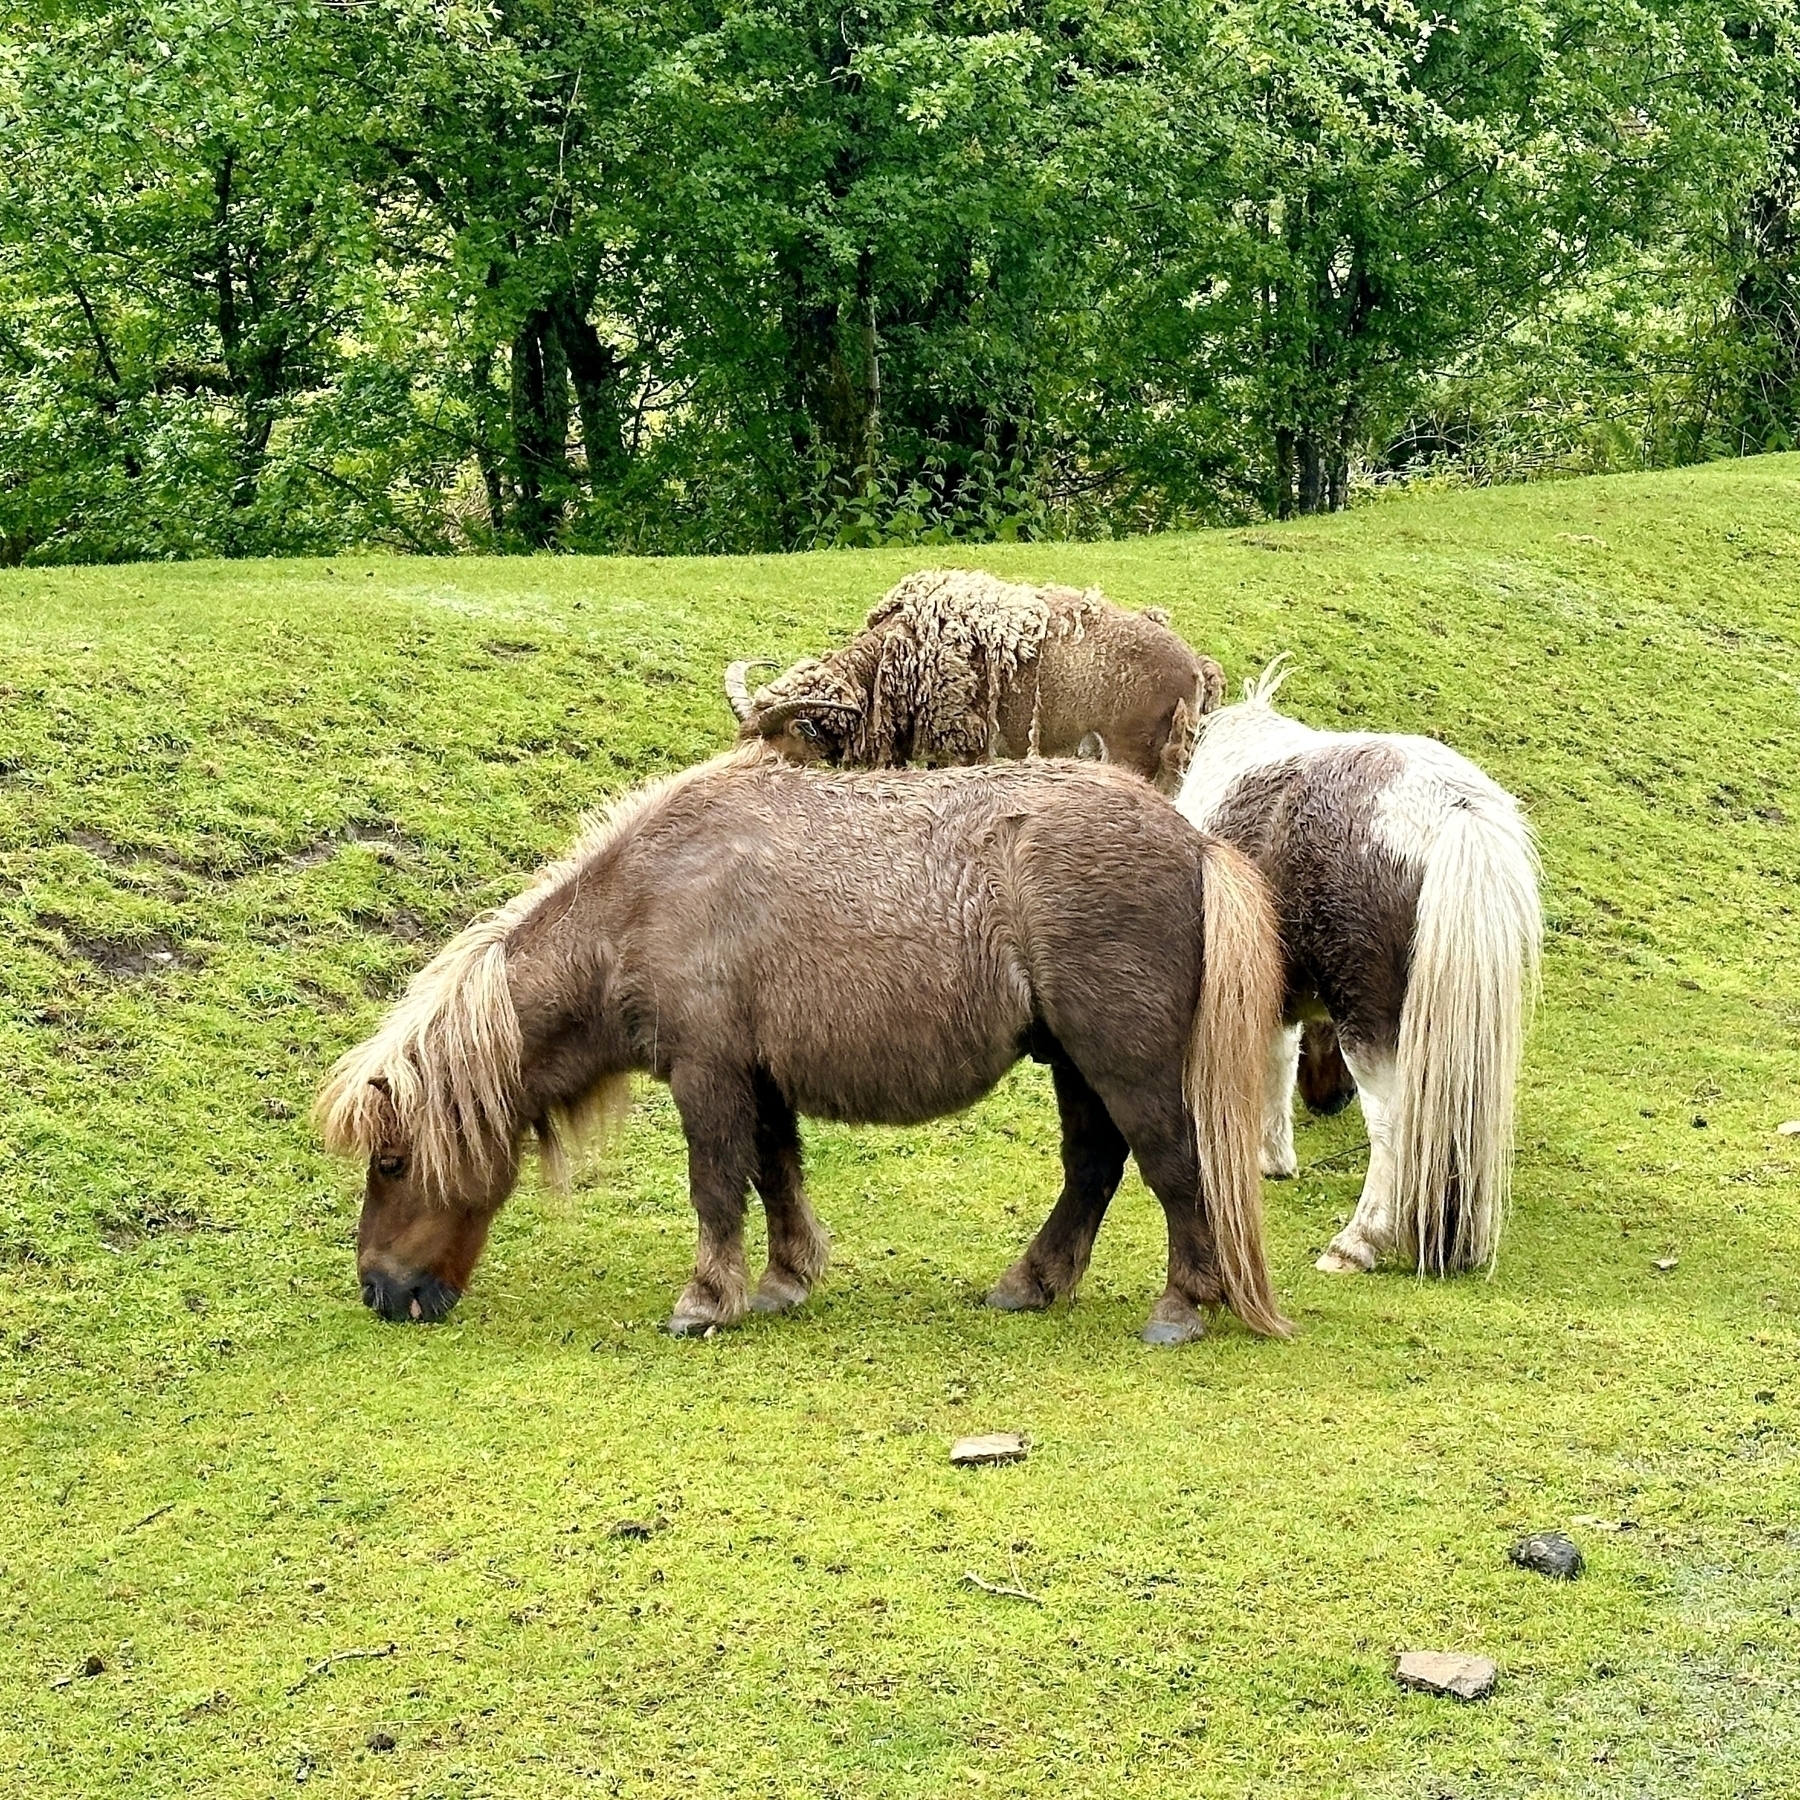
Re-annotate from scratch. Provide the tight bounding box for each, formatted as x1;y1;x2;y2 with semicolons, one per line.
1778;1121;1800;1136
1652;1257;1678;1272
79;1653;105;1678
366;1730;397;1754
1395;1650;1497;1701
1509;1531;1583;1580
608;1518;656;1540
950;1432;1027;1467
1756;1390;1776;1404
262;1097;296;1120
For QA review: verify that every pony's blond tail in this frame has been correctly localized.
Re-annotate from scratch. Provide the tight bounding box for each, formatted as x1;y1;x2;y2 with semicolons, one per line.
1189;840;1291;1336
1392;801;1541;1273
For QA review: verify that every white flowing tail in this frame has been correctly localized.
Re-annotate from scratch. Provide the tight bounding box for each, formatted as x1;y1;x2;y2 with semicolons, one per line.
1392;798;1541;1273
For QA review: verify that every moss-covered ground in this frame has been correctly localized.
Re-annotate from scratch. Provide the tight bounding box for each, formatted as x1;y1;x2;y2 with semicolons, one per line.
3;458;1799;1797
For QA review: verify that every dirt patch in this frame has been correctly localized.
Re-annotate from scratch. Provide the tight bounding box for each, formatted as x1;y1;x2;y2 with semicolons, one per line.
350;906;427;943
385;907;425;942
485;639;541;659
52;924;181;977
289;821;414;869
0;1234;46;1268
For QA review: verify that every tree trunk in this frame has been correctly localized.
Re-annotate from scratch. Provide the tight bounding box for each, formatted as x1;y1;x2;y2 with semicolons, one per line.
470;347;508;533
209;149;287;515
509;310;571;548
1296;434;1325;514
1273;426;1296;519
549;295;627;485
785;256;881;483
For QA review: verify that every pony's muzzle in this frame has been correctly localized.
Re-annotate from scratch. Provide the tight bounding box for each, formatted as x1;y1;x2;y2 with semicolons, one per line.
360;1268;462;1324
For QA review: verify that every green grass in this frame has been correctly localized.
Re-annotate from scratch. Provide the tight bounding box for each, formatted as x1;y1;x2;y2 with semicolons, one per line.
3;458;1799;1798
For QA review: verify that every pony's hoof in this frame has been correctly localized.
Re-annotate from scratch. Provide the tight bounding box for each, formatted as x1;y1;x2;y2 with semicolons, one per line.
1315;1243;1375;1275
986;1264;1053;1312
1141;1315;1206;1347
1141;1297;1206;1346
667;1308;724;1337
749;1270;810;1314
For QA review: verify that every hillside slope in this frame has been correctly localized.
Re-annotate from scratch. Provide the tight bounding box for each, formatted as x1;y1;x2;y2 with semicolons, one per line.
2;459;1798;1796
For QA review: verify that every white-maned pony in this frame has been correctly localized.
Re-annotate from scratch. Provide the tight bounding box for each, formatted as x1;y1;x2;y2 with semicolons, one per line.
1176;660;1541;1274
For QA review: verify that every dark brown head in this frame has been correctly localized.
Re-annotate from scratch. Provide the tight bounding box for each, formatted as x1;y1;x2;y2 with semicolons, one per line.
319;829;640;1328
354;1134;514;1323
315;922;533;1326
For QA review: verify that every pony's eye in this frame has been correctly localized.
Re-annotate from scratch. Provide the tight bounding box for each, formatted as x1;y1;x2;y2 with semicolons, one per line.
794;717;819;740
375;1154;407;1180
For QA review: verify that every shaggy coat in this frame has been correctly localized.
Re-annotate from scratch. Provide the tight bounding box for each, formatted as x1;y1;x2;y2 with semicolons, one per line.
727;569;1224;790
319;753;1289;1343
1177;663;1541;1275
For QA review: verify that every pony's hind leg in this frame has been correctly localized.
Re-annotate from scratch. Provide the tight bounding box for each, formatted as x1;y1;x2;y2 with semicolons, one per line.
748;1070;829;1314
667;1061;758;1335
988;1058;1128;1312
1261;1021;1303;1179
1088;1077;1220;1345
1316;1047;1399;1274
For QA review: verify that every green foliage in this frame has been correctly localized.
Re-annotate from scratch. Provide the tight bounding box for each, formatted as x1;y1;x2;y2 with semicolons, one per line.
3;462;1800;1792
0;0;1796;558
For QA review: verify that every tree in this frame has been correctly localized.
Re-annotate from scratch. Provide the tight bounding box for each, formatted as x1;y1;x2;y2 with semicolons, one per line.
1098;0;1779;513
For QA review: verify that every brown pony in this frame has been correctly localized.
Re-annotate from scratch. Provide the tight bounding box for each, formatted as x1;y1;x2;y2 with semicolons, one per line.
317;752;1290;1345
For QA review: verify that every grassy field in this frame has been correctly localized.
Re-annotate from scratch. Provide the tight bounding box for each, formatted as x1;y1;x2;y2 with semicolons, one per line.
2;458;1798;1797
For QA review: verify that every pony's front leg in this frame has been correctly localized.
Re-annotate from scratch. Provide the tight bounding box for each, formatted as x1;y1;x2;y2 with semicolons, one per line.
1317;1048;1398;1274
1261;1021;1302;1179
667;1062;756;1335
748;1070;829;1314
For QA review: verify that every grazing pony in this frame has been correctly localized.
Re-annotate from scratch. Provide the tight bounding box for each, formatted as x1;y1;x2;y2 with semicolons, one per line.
317;753;1290;1345
1176;662;1541;1275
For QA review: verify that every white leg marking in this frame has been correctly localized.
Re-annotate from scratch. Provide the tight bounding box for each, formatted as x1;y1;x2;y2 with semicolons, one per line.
1260;1022;1302;1179
1316;1047;1399;1274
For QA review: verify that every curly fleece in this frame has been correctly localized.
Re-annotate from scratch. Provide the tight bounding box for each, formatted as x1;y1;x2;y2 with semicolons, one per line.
752;569;1104;765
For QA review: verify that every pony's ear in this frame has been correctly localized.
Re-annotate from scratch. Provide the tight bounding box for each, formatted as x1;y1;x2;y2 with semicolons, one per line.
363;1074;399;1141
1077;731;1110;763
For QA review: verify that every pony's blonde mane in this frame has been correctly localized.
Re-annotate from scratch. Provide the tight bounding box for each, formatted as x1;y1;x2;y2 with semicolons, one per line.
315;757;734;1200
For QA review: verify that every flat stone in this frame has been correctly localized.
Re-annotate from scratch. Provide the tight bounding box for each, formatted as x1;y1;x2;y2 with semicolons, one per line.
950;1432;1027;1467
1509;1530;1584;1580
1395;1650;1497;1701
